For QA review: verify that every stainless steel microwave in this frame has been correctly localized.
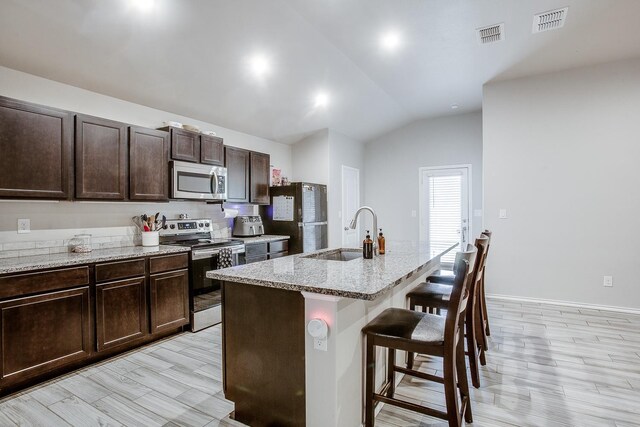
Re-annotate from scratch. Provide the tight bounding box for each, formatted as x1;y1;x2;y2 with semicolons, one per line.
170;161;227;201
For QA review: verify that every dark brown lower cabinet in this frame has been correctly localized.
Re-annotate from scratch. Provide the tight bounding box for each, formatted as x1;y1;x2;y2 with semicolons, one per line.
96;277;147;351
150;269;189;334
0;287;91;383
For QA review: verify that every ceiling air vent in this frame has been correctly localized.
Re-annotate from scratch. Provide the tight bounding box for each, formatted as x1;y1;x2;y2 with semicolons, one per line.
477;23;504;45
533;7;568;33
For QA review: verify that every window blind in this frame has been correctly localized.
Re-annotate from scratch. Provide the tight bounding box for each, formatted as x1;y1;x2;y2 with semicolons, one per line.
427;174;462;264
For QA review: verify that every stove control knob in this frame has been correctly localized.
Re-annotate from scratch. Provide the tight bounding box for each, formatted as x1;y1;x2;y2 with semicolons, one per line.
198;222;204;228
169;224;175;229
204;222;210;227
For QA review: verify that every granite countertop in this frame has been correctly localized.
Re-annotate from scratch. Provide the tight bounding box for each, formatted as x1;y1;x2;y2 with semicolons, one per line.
233;235;290;244
0;245;191;275
206;242;457;301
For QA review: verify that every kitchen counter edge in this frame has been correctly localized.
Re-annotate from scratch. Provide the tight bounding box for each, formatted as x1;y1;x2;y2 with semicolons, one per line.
0;245;191;275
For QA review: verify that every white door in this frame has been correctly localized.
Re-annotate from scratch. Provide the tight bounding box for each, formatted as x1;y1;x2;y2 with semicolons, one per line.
419;165;471;265
342;165;360;247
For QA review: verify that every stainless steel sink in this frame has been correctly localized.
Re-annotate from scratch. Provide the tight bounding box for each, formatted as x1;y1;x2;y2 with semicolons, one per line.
301;248;362;262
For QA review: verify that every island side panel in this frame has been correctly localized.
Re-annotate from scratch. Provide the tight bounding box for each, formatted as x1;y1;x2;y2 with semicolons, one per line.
222;281;306;427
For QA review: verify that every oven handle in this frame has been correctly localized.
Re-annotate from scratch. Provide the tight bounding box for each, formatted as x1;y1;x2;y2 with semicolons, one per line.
192;249;220;260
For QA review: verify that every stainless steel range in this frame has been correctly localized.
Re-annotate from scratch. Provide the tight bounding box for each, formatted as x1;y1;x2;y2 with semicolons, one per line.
159;218;245;332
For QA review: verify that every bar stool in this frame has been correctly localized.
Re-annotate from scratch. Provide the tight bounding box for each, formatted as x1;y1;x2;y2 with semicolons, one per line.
478;230;492;337
362;255;475;427
406;236;489;388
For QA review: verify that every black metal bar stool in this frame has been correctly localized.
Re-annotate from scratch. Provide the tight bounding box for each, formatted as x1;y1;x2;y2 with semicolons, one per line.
406;236;489;388
362;255;475;427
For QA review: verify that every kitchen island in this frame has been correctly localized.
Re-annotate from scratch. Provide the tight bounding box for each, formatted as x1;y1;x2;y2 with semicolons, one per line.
206;242;456;427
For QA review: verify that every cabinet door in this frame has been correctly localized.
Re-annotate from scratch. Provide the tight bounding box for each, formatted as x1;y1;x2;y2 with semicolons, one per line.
225;146;250;203
0;96;72;199
200;135;224;166
129;126;169;201
75;114;127;199
149;269;189;334
0;287;91;383
96;277;147;351
170;128;200;163
250;151;270;205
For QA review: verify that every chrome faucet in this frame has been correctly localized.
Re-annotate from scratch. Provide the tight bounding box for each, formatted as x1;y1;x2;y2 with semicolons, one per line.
345;206;378;255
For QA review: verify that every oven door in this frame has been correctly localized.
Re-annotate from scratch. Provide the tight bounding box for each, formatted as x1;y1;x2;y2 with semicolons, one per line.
171;161;227;200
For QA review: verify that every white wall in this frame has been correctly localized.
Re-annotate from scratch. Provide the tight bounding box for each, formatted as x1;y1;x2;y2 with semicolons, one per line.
291;129;330;185
363;112;483;245
327;130;364;247
0;66;291;235
483;58;640;310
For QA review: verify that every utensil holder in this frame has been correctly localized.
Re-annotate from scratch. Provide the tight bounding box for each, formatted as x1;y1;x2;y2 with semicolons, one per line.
141;231;159;247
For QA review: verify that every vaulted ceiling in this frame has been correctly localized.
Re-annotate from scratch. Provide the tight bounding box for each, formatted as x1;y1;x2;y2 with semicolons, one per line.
1;0;640;143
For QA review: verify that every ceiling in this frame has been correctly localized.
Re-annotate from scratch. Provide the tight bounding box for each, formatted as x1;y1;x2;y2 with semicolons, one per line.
1;0;640;144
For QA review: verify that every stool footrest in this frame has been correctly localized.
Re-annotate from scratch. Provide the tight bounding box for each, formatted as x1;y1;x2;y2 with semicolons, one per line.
374;394;448;420
394;365;444;384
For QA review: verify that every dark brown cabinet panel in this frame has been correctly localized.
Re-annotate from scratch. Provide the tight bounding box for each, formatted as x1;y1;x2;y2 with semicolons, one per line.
149;269;189;334
200;135;224;166
0;96;73;199
96;278;147;351
168;127;199;163
0;287;91;382
149;253;188;274
250;151;270;205
225;146;250;203
129;126;169;201
75;114;127;200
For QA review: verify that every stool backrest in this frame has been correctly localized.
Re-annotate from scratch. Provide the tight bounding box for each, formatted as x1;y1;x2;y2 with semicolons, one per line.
470;235;490;298
453;244;477;274
444;247;476;343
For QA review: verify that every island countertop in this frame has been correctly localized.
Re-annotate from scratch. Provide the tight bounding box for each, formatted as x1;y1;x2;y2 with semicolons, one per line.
206;242;457;300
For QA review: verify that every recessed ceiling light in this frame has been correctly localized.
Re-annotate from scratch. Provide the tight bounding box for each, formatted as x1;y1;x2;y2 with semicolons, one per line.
248;54;271;78
130;0;154;12
314;92;330;108
380;30;402;51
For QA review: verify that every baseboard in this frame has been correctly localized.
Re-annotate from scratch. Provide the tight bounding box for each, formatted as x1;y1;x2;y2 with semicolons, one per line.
487;293;640;315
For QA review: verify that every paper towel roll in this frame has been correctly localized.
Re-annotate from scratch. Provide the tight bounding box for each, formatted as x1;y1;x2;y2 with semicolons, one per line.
224;208;239;219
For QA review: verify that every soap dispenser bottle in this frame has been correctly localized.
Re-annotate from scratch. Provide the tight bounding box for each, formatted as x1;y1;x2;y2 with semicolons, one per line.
378;229;385;255
363;230;374;259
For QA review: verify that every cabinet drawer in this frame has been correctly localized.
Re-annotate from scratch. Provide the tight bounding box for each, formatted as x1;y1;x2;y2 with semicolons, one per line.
149;253;189;274
268;251;288;260
0;267;89;299
245;242;267;258
268;240;288;254
95;259;145;283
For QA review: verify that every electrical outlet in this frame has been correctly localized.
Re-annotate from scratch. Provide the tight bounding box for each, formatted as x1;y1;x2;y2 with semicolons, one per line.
314;338;327;351
603;276;613;287
17;218;30;234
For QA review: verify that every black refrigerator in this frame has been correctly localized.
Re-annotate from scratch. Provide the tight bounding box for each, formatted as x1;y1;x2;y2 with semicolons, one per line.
260;182;328;254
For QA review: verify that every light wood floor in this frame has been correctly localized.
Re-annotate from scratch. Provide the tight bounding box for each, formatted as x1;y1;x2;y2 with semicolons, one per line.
0;299;638;426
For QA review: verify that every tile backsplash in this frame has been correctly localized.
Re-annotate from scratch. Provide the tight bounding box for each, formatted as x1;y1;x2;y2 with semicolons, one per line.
0;201;262;259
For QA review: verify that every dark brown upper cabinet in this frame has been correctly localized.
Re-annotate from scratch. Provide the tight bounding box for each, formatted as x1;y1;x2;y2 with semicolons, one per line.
200;134;224;166
250;151;270;205
225;146;270;205
164;127;200;163
225;146;250;203
129;126;169;201
0;96;73;199
75;114;127;200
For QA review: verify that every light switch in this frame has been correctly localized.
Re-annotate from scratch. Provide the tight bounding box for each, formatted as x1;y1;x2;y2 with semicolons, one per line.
499;209;508;219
